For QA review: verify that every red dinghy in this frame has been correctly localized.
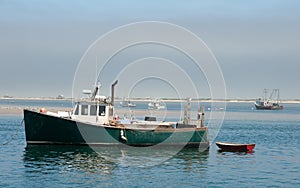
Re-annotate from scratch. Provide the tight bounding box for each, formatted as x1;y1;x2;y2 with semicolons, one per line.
216;142;255;152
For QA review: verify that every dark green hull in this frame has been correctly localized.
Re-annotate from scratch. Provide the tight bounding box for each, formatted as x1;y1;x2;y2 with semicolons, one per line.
24;109;209;148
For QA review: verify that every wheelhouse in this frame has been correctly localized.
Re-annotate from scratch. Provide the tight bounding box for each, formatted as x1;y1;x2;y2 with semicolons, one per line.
72;102;114;124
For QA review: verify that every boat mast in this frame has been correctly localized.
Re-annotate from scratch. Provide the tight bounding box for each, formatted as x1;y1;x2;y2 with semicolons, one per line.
183;98;191;125
269;89;280;104
197;105;205;128
269;89;275;102
201;106;205;128
197;105;200;127
263;89;268;102
275;89;280;104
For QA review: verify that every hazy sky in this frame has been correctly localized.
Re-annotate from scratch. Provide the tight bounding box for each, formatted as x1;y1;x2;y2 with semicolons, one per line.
1;0;300;99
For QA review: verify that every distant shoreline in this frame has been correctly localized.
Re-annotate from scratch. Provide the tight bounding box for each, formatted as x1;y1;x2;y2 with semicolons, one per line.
1;97;300;116
1;97;300;104
0;106;72;115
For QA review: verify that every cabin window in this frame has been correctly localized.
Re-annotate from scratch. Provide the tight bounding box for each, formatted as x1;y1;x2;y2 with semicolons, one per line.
98;106;106;116
81;105;88;115
90;105;97;116
74;105;79;115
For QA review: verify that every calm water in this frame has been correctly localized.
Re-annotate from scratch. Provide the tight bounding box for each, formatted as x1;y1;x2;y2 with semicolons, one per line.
0;101;299;187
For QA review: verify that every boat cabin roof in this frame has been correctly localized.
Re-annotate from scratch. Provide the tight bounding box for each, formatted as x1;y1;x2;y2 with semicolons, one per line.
72;101;114;119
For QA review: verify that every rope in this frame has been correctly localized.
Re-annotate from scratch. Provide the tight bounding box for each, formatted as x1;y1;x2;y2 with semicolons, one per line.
1;118;24;146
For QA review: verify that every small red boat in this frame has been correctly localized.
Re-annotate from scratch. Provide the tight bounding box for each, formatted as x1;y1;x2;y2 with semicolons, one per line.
216;142;255;152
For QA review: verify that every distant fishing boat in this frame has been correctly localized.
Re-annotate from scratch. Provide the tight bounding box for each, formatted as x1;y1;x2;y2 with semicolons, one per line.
120;98;136;107
254;89;283;110
216;142;255;152
148;99;166;110
24;80;209;148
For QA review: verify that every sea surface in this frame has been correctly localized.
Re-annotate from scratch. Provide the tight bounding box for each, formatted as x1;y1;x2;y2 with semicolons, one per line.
0;100;299;187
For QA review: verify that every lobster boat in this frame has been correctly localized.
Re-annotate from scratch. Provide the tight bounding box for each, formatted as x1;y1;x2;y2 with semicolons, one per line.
24;80;209;148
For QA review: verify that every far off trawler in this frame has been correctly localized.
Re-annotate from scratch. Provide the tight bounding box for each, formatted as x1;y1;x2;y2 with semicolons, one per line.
23;80;209;148
254;89;284;110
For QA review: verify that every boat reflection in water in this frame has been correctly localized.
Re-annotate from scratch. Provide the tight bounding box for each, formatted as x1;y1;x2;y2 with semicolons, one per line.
23;145;209;171
23;145;115;174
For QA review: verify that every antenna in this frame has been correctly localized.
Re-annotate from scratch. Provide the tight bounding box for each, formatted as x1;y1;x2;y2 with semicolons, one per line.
95;56;99;86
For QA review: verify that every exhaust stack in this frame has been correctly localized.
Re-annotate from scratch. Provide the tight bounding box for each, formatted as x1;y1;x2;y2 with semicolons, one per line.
111;80;118;106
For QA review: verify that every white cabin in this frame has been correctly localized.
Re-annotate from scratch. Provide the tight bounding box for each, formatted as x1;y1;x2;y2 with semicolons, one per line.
71;102;114;125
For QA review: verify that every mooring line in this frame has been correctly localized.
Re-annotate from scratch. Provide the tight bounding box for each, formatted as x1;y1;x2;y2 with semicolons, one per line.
1;118;24;146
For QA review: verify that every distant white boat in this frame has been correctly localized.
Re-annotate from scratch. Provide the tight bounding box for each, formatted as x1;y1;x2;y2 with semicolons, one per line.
120;99;136;107
148;100;165;110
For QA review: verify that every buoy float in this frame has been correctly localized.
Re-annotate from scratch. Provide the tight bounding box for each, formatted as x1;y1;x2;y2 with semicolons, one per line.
40;108;47;113
113;115;120;120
